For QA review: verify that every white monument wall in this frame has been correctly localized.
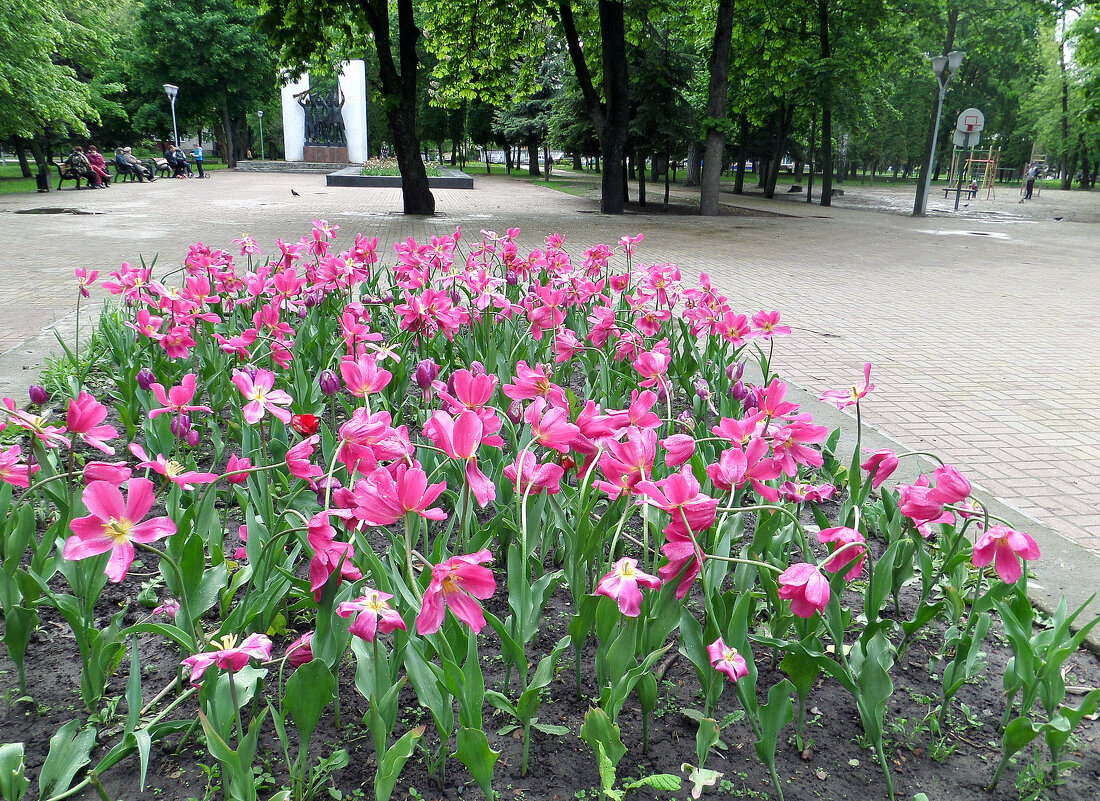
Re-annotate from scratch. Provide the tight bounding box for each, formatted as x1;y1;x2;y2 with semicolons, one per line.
339;60;368;163
281;73;309;162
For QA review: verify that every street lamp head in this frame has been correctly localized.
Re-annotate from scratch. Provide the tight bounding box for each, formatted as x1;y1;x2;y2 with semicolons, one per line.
947;50;965;73
163;83;179;101
258;110;264;118
931;55;948;75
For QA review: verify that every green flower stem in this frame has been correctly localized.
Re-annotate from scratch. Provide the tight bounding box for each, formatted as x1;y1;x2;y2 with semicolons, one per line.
405;515;423;603
135;542;200;649
227;672;245;742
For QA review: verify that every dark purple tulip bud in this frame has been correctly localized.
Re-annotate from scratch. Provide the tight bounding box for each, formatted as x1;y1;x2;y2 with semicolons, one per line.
446;372;458;397
28;385;48;405
693;379;710;399
506;399;524;425
186;429;200;447
136;369;156;391
243;365;259;381
655;382;671;403
170;413;191;438
314;475;343;505
730;379;748;402
505;269;519;286
726;362;745;382
297;305;308;319
380;292;394;304
318;369;340;396
469;361;487;378
415;359;440;391
449;289;461;306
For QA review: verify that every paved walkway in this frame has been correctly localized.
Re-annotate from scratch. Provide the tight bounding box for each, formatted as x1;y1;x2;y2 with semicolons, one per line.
1;170;1098;564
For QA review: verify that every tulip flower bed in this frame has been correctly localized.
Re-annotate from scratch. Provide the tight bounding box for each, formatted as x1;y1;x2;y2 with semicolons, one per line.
1;224;1098;801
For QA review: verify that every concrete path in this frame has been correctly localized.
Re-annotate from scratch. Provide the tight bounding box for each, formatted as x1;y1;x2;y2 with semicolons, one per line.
1;171;1098;605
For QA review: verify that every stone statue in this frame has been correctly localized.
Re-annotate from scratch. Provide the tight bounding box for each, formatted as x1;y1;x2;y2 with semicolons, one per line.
296;86;347;147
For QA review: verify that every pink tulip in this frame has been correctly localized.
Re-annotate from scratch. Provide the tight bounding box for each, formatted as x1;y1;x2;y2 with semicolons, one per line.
502;360;569;409
224;454;252;485
129;444;218;490
83;461;133;485
64;479;176;582
524;398;580;453
285;632;314;668
339;354;392;397
181;633;273;686
658;527;704;599
817;526;867;580
66;391;119;455
596;556;661;617
660;434;696;468
504;451;565;495
594;427;657;498
972;525;1041;584
705;438;781;502
707;637;749;682
148;374;213;419
819;363;874;409
349;464;448;526
337;589;408;642
778;562;830;618
750;310;791;339
861;449;898;489
286;435;324;484
307;512;362;600
0;445;38;488
424;410;497;508
636;466;719;538
929;464;972;505
231;368;294;424
415;549;497;635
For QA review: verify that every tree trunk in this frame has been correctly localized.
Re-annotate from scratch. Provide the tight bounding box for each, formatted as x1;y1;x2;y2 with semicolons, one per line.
621;156;629;204
358;0;434;214
13;137;33;177
701;0;736;215
637;151;646;206
573;153;582;170
1059;14;1073;190
913;7;958;214
685;141;702;186
765;103;794;199
806;111;816;203
27;138;48;175
598;0;629;213
664;149;671;205
504;146;513;174
528;139;541;176
817;0;833;206
217;86;237;168
734;114;748;193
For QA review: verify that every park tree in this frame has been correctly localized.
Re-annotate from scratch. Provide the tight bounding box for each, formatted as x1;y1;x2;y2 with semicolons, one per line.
1;0;124;173
128;0;278;166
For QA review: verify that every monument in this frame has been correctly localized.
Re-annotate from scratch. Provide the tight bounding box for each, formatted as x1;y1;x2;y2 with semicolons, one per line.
280;61;369;163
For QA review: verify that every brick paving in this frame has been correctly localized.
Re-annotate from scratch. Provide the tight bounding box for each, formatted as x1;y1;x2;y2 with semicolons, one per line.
1;169;1097;558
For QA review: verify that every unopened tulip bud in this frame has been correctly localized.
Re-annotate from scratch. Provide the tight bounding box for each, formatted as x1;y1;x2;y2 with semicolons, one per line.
729;379;748;401
286;632;314;668
415;359;440;390
136;368;156;391
28;384;48;405
726;362;745;382
469;361;487;378
318;369;340;396
315;476;343;505
506;399;524;425
505;269;519;286
170;414;191;438
186;429;200;447
243;365;259;381
694;379;710;399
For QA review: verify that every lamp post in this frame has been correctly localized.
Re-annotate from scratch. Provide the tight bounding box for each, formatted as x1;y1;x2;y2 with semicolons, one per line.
163;84;179;148
258;110;265;160
914;50;964;216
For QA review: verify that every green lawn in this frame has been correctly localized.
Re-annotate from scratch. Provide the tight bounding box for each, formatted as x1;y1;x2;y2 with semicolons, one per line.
0;156;230;195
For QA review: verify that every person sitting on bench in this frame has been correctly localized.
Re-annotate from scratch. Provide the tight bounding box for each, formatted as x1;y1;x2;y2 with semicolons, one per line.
120;147;156;182
65;146;102;188
85;145;112;187
165;146;191;178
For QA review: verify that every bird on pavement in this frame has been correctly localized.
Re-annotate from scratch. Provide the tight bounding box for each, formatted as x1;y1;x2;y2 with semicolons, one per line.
291;189;300;197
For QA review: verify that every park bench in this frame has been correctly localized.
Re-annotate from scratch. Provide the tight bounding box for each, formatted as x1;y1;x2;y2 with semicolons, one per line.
114;161;141;182
51;161;93;190
152;157;172;178
942;186;978;199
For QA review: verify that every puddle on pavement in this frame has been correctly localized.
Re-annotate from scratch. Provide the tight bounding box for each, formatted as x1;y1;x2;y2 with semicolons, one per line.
916;229;1010;240
13;208;102;215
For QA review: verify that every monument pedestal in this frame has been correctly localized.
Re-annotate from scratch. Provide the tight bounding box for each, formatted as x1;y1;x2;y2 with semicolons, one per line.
304;146;349;163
